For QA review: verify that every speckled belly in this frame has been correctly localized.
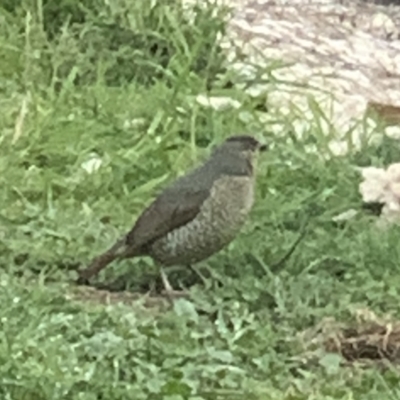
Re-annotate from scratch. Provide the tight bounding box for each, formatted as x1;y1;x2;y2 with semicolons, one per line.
149;176;254;266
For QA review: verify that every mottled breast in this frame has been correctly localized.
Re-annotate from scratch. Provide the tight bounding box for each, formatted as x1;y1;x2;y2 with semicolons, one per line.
149;175;255;266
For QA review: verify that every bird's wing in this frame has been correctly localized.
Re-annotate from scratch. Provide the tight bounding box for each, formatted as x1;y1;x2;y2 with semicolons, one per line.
125;186;210;251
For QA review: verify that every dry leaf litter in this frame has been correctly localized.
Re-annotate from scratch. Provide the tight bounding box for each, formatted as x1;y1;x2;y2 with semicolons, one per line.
359;162;400;226
299;308;400;365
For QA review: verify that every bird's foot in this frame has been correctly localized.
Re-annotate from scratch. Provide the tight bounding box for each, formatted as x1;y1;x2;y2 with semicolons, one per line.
160;268;189;300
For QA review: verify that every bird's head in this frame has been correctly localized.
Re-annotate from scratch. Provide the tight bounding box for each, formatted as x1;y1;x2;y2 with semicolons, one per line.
223;134;267;153
210;134;267;176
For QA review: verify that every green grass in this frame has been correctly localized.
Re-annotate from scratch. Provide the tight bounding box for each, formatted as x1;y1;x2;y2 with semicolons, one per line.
2;0;400;398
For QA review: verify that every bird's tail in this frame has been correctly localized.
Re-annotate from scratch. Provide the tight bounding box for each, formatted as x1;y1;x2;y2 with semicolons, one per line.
77;238;128;284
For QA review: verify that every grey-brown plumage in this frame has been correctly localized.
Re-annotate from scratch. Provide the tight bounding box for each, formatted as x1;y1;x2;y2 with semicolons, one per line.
77;135;267;293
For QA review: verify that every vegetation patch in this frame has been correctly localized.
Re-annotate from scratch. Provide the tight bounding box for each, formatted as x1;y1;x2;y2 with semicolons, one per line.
2;0;400;399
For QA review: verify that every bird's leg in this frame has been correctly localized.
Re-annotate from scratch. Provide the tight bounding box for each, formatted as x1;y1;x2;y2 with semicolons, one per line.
160;268;174;292
160;267;189;299
188;264;210;287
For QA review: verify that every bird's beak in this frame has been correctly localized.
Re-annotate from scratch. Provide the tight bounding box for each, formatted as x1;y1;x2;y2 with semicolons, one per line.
258;143;268;152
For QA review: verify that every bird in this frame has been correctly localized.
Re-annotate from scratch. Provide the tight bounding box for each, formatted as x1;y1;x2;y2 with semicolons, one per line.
77;134;267;296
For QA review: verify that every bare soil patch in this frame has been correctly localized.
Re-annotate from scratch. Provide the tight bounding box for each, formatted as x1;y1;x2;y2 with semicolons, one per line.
64;284;170;312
